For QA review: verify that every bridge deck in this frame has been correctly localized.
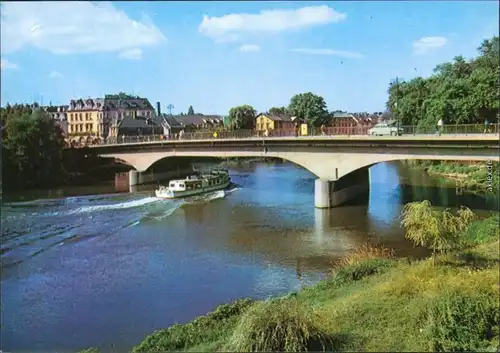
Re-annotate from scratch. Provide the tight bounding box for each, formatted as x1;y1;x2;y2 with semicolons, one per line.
88;134;499;148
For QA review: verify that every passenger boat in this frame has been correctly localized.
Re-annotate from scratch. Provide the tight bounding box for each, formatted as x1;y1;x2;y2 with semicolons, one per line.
155;168;231;199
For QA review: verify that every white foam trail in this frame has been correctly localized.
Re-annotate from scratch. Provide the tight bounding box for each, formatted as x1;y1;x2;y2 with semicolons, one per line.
69;197;160;214
225;186;240;195
152;206;179;220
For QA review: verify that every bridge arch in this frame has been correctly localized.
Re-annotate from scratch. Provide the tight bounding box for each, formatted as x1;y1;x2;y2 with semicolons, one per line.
98;150;493;181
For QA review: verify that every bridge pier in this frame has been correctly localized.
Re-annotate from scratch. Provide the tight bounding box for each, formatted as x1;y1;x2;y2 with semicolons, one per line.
314;168;370;208
129;170;138;187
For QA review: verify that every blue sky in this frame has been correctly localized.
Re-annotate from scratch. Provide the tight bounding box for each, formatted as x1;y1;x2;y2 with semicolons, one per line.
1;1;498;114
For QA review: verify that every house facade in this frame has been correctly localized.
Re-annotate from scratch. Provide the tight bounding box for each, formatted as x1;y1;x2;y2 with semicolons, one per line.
42;105;69;137
255;113;295;132
104;96;155;138
67;98;105;141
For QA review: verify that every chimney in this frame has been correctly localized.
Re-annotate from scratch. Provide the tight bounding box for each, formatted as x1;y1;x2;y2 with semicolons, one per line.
156;102;161;116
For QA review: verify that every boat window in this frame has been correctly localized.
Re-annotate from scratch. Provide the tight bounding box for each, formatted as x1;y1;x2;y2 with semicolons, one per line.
179;184;185;188
170;183;175;187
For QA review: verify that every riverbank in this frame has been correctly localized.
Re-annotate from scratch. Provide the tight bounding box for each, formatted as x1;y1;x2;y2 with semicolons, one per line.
121;214;499;353
405;160;499;192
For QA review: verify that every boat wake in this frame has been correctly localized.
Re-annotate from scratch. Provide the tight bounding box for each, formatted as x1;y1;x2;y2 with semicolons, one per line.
1;186;241;268
68;197;161;214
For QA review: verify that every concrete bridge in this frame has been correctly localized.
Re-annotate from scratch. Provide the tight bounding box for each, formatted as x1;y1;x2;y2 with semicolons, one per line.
89;135;499;208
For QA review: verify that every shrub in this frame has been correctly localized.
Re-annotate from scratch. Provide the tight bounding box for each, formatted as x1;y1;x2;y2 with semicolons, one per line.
460;214;499;248
332;244;394;270
423;292;499;352
333;259;394;285
228;298;334;352
133;299;254;352
401;201;475;263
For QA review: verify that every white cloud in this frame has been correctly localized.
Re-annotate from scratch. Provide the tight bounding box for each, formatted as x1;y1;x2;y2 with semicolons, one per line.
412;36;448;55
239;44;261;52
290;48;364;58
48;70;62;78
0;58;18;70
199;5;346;42
0;1;166;56
118;48;143;60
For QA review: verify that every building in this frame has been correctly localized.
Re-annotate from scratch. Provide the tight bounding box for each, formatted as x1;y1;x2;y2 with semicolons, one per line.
328;112;359;127
43;105;69;121
115;115;164;137
67;98;105;143
104;95;156;138
160;114;184;137
172;114;224;131
255;113;296;132
42;105;69;137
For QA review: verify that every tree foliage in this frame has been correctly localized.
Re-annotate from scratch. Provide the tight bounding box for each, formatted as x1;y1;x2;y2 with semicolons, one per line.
1;104;66;190
227;105;256;129
400;201;476;263
187;105;195;115
287;92;329;127
386;36;499;127
268;106;287;116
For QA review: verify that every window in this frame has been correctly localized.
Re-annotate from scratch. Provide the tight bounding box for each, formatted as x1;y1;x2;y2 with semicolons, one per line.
79;113;82;121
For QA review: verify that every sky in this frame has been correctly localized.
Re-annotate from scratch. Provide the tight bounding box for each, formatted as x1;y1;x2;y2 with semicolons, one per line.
1;1;498;115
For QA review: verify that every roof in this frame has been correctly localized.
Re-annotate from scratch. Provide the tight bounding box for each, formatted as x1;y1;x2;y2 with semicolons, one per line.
118;116;161;130
104;97;154;111
331;112;355;118
162;115;184;128
69;98;104;111
172;114;223;126
257;113;293;122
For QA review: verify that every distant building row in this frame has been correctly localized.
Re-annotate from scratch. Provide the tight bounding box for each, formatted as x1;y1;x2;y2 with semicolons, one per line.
41;95;388;145
42;95;224;146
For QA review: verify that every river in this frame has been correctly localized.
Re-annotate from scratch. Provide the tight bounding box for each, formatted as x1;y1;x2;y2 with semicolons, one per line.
1;160;498;352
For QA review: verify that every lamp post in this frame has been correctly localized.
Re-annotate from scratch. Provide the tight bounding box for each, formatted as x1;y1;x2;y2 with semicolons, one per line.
167;104;174;116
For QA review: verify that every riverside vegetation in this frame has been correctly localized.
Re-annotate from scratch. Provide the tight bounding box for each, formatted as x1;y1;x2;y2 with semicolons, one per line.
405;160;499;192
80;201;499;353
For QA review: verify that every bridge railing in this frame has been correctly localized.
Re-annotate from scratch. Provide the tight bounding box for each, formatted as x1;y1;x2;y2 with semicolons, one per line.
89;123;498;146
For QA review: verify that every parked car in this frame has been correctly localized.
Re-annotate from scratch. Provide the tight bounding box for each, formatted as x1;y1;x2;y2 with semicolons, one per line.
368;122;404;136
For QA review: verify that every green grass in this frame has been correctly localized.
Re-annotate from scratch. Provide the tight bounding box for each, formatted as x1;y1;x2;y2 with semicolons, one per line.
407;160;499;191
126;215;499;352
132;299;254;353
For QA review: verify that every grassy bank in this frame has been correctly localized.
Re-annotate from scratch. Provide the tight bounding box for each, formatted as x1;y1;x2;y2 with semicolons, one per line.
119;212;499;353
406;160;499;192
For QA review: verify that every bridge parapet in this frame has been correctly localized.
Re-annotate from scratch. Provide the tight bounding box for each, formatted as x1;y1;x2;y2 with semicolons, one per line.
79;123;499;148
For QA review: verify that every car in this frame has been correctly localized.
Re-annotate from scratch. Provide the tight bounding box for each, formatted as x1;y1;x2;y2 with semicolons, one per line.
368;123;404;136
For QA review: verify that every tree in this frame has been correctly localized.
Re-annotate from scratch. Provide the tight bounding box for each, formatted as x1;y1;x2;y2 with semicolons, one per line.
2;106;66;189
227;105;256;130
268;106;287;116
400;200;475;264
187;105;195;115
287;92;328;127
386;36;499;127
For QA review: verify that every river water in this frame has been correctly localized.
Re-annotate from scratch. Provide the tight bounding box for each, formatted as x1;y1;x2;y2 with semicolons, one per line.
1;161;498;352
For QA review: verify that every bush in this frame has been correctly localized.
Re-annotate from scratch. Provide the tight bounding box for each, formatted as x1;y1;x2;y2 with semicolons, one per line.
228;298;334;352
423;292;499;352
460;214;499;248
332;244;394;270
401;201;475;262
133;299;254;352
333;259;394;285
